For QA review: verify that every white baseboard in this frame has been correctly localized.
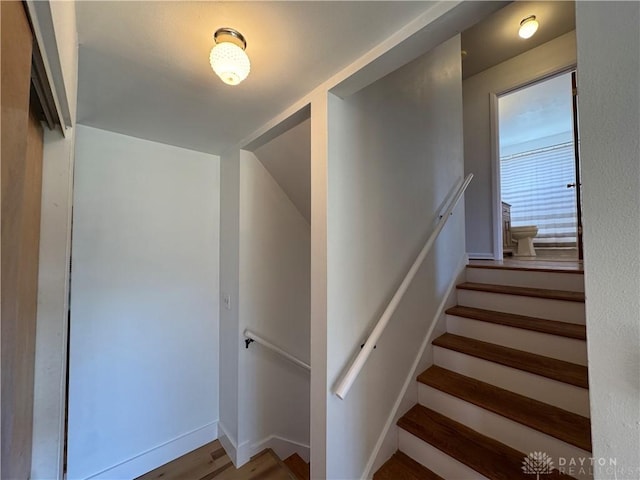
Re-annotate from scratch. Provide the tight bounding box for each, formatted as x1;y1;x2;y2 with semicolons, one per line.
467;252;496;260
236;439;251;467
360;254;468;479
250;435;310;464
84;422;218;480
231;432;309;468
217;421;239;467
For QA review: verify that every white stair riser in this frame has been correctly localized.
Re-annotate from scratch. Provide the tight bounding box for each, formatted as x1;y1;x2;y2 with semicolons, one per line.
417;384;593;480
466;268;584;292
446;315;588;365
398;429;489;480
457;289;585;324
433;347;590;417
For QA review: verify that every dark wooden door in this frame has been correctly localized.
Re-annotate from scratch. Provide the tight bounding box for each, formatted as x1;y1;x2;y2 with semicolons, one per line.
1;1;45;478
571;71;584;260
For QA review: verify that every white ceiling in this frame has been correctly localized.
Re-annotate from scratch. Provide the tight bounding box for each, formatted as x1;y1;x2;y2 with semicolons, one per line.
254;118;311;224
461;1;575;79
76;1;437;155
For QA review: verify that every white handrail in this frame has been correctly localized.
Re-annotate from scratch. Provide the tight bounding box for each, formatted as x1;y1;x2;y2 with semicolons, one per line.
244;328;311;371
333;174;474;399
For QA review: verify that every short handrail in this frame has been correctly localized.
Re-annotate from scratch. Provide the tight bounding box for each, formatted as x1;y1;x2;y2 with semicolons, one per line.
333;173;474;399
244;328;311;371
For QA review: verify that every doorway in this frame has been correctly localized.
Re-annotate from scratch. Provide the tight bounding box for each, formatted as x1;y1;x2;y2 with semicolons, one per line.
497;71;582;260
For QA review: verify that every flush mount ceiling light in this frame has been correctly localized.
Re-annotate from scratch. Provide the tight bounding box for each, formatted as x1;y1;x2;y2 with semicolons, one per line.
210;27;251;86
518;15;539;39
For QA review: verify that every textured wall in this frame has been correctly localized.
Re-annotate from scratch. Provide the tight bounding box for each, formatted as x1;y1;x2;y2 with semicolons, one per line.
576;2;640;479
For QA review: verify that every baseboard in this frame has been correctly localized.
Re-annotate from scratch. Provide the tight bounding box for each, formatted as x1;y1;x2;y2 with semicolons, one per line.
236;438;251;467
468;252;496;260
84;422;218;480
233;433;309;468
250;435;310;464
217;421;240;467
360;254;468;479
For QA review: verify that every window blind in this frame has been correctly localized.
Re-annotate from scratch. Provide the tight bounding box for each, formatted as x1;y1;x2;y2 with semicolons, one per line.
501;142;577;246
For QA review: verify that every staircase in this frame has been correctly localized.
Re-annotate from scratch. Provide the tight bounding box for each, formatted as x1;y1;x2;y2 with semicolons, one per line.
284;453;310;480
375;262;591;480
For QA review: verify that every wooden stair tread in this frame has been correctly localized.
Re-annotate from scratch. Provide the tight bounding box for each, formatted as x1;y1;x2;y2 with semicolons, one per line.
418;366;592;451
457;282;585;302
398;404;575;480
446;305;587;340
432;333;589;388
373;451;443;480
283;453;309;480
467;262;584;274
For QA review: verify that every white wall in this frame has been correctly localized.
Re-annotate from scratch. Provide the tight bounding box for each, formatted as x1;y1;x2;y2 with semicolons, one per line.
325;35;465;479
67;126;220;480
576;3;640;478
309;89;329;480
218;148;241;458
253;119;311;224
30;1;78;477
237;150;311;462
463;31;576;258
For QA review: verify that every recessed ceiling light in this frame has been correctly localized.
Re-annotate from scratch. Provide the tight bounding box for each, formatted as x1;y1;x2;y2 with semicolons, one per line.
519;15;539;39
210;28;251;86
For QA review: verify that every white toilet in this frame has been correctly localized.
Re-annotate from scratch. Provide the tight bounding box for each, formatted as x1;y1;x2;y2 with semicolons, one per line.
511;225;538;257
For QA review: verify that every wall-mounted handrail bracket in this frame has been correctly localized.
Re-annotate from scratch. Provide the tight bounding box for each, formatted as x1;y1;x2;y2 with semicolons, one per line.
243;328;310;371
333;173;474;400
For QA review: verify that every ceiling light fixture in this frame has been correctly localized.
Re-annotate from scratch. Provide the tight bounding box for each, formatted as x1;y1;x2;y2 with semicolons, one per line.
210;27;251;86
518;15;539;39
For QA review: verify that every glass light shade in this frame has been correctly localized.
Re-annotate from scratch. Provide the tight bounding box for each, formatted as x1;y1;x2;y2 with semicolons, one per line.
210;42;251;86
518;17;539;39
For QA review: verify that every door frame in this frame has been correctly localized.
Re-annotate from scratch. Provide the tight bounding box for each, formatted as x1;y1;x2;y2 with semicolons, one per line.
490;64;578;260
23;2;76;479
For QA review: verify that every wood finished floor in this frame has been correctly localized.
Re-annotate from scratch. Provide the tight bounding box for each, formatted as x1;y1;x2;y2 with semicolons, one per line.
469;258;583;273
456;282;586;302
397;405;574;479
432;333;589;389
283;453;310;480
445;306;587;340
418;366;592;452
136;440;296;480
